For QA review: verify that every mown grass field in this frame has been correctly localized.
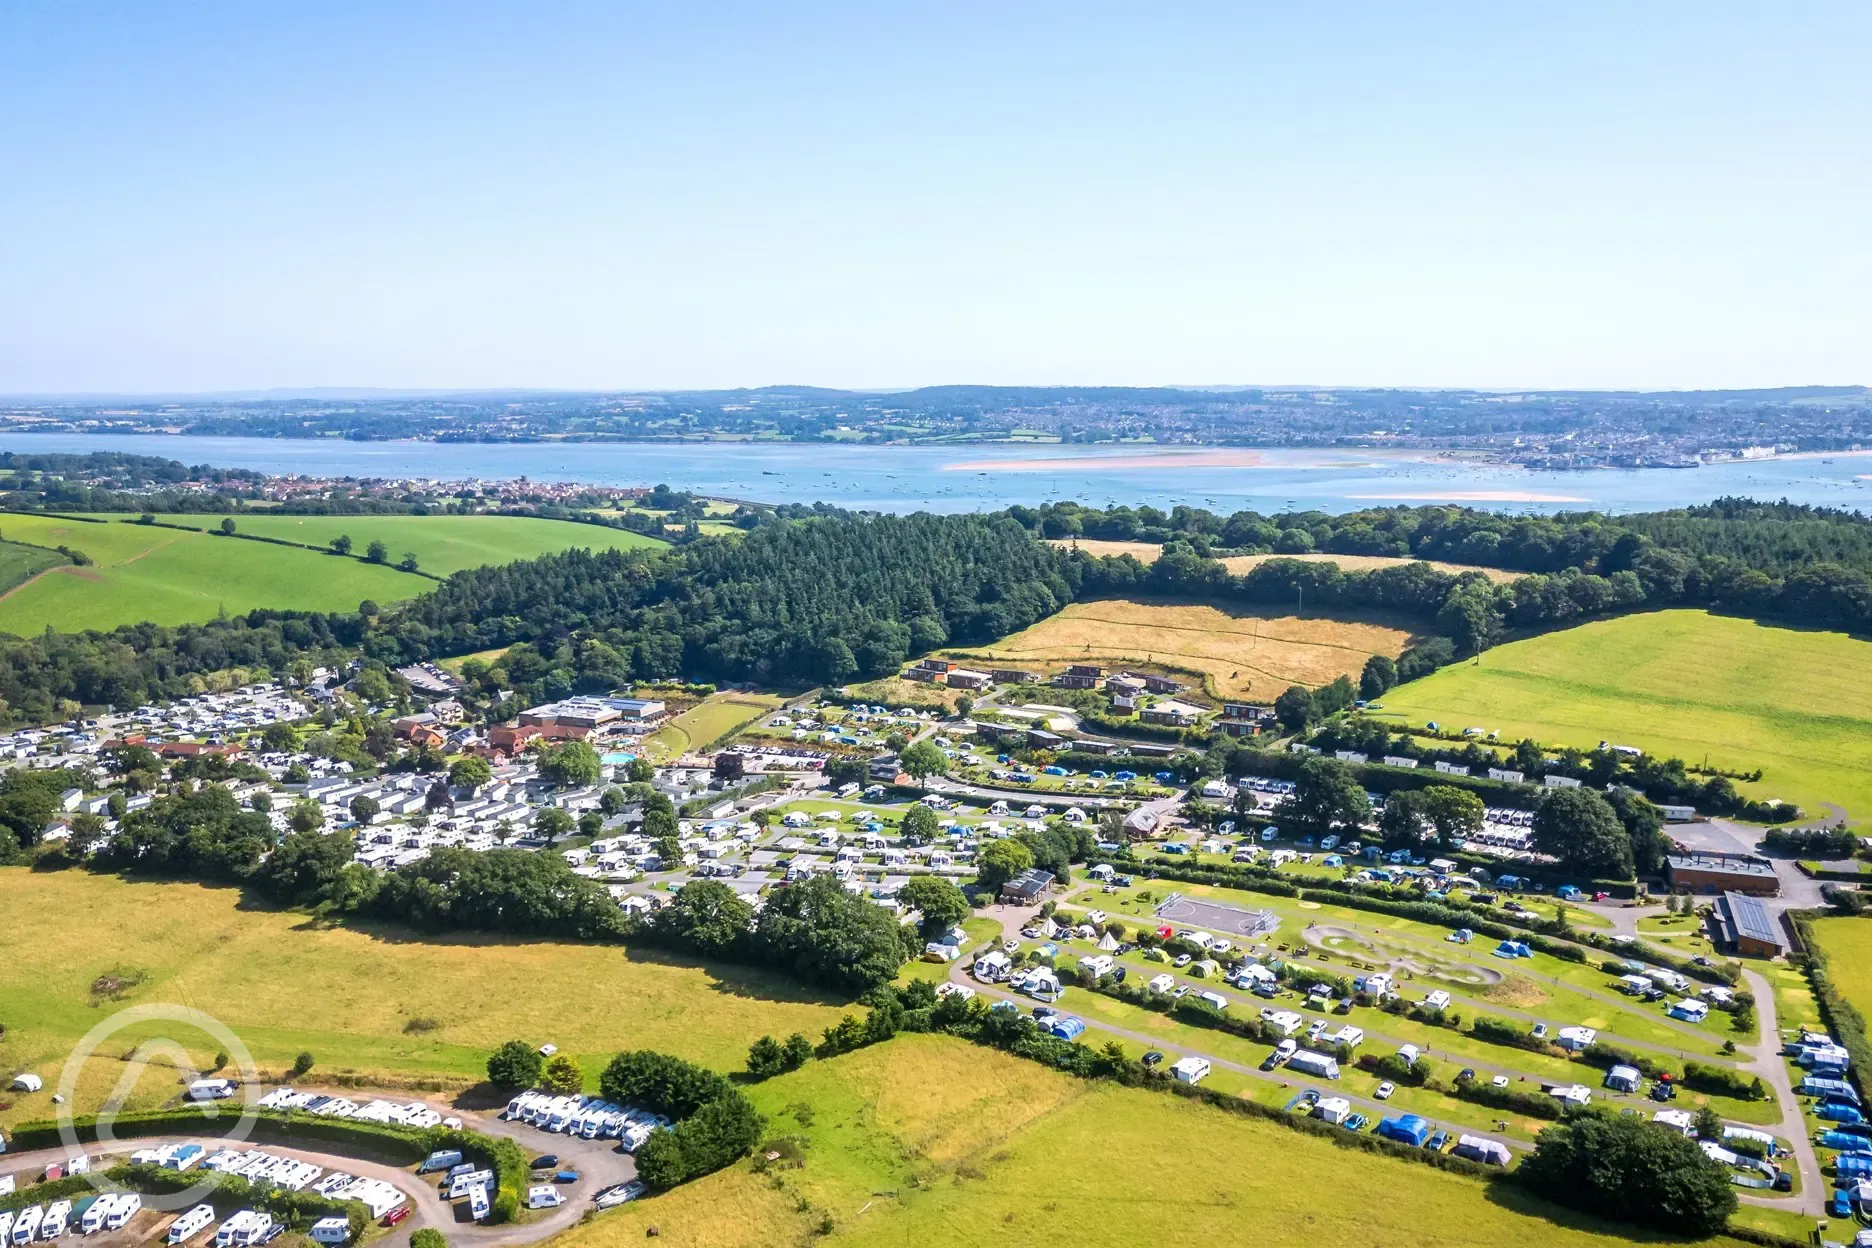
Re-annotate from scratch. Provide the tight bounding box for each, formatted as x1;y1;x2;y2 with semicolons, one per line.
1805;918;1872;1032
122;513;665;577
948;597;1416;701
554;1033;1754;1248
0;870;849;1130
0;513;423;634
642;692;783;761
1375;610;1872;820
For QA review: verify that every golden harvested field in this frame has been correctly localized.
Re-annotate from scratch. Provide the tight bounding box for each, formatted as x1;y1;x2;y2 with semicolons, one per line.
1049;538;1517;582
947;598;1415;700
0;870;848;1129
1220;551;1519;582
1048;537;1166;560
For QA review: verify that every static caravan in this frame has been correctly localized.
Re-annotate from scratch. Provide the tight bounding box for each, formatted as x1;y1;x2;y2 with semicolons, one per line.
447;1170;495;1200
0;1215;14;1245
11;1207;41;1247
468;1183;491;1222
1170;1057;1210;1084
168;1206;217;1245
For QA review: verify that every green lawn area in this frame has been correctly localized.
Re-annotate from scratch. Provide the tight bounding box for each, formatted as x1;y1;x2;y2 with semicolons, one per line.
0;513;424;633
123;512;665;576
551;1033;1760;1248
1374;609;1872;821
0;869;850;1131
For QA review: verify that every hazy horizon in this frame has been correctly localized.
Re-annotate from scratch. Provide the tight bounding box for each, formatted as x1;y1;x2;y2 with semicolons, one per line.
3;4;1868;394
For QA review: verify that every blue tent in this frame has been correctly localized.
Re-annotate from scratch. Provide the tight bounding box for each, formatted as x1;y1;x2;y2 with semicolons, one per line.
1819;1131;1872;1154
1494;940;1533;959
1377;1114;1432;1147
1835;1154;1872;1179
1047;1016;1086;1041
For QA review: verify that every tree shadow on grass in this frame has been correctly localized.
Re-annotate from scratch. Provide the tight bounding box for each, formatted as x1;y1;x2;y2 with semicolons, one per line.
277;910;852;1010
1480;1178;1713;1244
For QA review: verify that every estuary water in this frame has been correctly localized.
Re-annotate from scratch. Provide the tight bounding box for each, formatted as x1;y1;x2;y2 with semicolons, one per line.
4;432;1869;516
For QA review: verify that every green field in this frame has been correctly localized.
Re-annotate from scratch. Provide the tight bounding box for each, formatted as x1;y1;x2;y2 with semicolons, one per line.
643;693;783;761
0;513;424;634
123;512;665;577
554;1032;1753;1248
0;538;65;594
0;870;849;1130
0;512;665;634
1375;610;1872;821
1806;918;1872;1034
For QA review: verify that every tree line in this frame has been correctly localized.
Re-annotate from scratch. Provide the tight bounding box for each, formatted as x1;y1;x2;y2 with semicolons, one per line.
0;499;1864;727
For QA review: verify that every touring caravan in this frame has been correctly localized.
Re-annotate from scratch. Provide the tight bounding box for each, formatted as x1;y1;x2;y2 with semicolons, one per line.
167;1206;216;1245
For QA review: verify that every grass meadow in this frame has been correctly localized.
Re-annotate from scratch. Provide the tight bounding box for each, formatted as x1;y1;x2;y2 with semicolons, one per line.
944;597;1416;701
1805;919;1872;1032
552;1033;1755;1248
1375;610;1872;821
0;870;849;1130
125;513;665;577
0;512;665;634
0;513;422;634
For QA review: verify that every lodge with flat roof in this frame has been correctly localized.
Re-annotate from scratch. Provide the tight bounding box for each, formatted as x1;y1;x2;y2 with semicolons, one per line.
1665;850;1778;897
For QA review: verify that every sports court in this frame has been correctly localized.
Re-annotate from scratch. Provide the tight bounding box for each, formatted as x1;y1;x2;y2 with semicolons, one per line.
1154;894;1281;938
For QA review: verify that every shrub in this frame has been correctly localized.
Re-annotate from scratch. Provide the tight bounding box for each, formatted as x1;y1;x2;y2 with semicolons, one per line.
486;1040;543;1089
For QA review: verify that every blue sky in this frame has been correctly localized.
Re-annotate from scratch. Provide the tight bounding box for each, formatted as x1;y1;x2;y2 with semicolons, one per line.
1;3;1866;393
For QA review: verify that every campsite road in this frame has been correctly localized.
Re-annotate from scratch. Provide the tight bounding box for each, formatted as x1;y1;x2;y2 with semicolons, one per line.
1733;968;1823;1216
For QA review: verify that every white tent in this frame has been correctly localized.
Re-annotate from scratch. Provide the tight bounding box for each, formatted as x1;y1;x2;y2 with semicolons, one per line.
1096;931;1120;952
9;1073;43;1092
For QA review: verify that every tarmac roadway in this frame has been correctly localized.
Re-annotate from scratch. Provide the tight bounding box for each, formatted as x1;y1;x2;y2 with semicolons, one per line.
0;1097;639;1248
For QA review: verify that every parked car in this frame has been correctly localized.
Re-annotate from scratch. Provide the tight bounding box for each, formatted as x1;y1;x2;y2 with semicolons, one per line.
1342;1113;1368;1131
1424;1131;1450;1152
1375;1082;1395;1100
1142;1051;1164;1069
382;1208;410;1228
529;1155;559;1171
